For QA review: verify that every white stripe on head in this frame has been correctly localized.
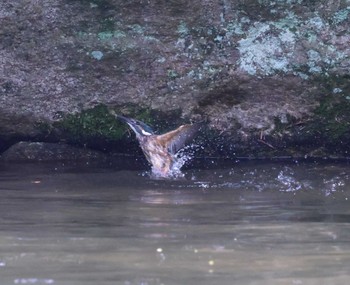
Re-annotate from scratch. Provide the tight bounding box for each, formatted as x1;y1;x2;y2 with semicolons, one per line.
126;123;138;134
141;129;152;136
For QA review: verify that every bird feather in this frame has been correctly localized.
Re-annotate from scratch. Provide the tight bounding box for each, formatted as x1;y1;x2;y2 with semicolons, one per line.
157;123;200;155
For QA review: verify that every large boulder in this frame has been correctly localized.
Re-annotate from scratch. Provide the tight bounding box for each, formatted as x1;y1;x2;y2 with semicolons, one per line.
0;0;349;158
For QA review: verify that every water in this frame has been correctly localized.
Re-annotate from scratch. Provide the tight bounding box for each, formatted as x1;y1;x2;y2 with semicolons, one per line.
0;160;350;285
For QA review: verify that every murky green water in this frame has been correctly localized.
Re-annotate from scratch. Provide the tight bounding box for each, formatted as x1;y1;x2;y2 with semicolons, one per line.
0;160;350;285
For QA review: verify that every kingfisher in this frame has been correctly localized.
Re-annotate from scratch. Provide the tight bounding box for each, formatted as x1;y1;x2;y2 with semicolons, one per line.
116;115;200;178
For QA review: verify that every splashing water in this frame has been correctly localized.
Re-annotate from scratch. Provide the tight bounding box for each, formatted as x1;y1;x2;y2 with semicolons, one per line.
323;176;346;196
276;168;303;192
150;144;198;179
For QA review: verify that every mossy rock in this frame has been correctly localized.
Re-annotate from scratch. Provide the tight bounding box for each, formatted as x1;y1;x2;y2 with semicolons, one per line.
49;104;186;152
311;74;350;145
54;105;123;142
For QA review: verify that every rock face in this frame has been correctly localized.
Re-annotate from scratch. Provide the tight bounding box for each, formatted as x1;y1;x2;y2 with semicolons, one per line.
0;141;107;162
0;0;349;158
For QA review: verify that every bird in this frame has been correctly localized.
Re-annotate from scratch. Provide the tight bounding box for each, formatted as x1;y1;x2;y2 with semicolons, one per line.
116;115;200;178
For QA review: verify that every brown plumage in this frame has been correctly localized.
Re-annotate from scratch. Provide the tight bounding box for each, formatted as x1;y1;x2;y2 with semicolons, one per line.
116;115;199;177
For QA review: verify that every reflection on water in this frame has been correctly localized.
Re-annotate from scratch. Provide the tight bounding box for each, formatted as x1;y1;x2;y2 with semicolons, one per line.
0;160;350;285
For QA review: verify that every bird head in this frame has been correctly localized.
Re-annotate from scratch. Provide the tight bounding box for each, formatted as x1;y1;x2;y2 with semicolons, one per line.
117;115;154;138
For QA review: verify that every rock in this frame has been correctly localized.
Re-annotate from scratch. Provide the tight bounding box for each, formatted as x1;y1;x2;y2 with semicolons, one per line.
0;1;349;158
0;142;107;162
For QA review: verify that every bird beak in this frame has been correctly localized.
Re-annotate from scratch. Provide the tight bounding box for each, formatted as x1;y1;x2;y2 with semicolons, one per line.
116;115;139;135
108;109;130;123
116;115;131;124
116;115;138;129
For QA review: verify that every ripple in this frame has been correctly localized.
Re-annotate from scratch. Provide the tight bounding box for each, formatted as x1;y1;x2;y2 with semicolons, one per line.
14;279;54;284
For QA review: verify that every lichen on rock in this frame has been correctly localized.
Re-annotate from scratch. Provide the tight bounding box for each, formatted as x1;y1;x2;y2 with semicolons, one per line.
0;0;349;159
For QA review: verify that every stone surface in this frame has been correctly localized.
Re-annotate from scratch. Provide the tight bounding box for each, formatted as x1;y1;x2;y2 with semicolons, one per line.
0;0;349;158
0;141;107;162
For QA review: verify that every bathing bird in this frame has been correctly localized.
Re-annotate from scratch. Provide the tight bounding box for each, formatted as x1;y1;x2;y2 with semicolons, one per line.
116;115;200;177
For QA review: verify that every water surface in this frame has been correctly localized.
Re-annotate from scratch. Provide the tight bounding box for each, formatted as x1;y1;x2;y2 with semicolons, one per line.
0;160;350;285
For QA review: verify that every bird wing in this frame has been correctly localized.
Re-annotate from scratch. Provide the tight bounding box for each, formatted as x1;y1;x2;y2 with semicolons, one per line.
157;124;200;155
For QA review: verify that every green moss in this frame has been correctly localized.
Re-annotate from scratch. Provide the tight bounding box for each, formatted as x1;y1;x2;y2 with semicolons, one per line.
314;96;350;141
112;105;183;133
100;17;115;32
308;74;350;144
54;104;125;143
38;103;187;152
267;75;350;156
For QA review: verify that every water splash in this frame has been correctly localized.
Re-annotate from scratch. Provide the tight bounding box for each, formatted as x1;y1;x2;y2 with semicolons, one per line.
276;167;304;192
323;177;345;196
150;144;198;179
